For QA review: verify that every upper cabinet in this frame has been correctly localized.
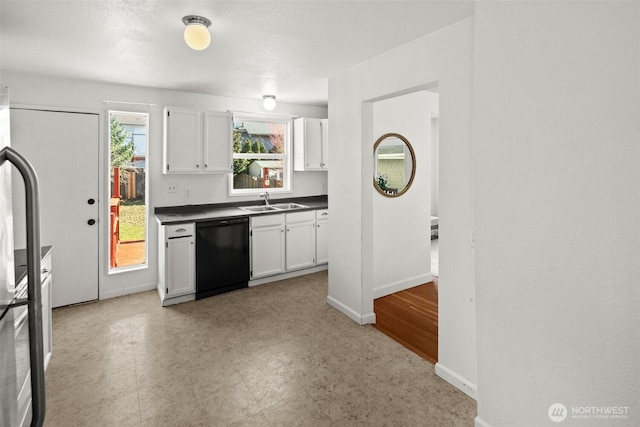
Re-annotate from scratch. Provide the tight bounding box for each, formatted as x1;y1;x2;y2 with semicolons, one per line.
293;117;328;171
163;107;232;174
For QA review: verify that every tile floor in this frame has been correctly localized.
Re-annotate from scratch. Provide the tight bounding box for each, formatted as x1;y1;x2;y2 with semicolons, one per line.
44;271;475;426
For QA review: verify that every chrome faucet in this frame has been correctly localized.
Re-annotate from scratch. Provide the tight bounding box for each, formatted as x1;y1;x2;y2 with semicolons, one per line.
259;191;270;206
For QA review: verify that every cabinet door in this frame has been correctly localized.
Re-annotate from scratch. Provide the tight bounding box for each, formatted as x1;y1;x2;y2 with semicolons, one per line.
320;119;329;169
164;107;202;173
203;111;232;173
316;218;329;265
166;237;196;296
41;272;52;369
251;225;285;278
286;221;316;271
294;118;323;171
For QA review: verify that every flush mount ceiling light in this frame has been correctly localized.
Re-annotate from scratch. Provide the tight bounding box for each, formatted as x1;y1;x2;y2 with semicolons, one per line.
263;95;276;111
182;15;211;50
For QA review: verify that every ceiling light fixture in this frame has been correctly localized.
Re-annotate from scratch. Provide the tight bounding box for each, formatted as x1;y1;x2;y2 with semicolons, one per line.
263;95;276;111
182;15;211;50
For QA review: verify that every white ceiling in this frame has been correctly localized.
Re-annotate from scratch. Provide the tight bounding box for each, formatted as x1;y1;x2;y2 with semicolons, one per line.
0;1;474;107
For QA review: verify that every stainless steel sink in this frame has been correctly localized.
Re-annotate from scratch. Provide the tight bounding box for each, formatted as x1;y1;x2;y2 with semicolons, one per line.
271;203;309;210
239;205;279;213
239;203;309;213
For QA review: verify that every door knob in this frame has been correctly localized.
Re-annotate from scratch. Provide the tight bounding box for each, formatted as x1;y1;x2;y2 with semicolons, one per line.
87;219;96;225
88;198;95;205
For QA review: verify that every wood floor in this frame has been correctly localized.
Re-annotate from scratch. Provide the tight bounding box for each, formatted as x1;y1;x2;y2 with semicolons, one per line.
373;280;438;364
116;240;146;267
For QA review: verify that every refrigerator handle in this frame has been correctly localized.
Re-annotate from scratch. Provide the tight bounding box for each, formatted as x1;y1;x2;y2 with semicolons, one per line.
0;146;46;427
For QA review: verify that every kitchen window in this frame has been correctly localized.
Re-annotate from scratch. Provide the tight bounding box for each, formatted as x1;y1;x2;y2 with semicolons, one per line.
230;115;291;195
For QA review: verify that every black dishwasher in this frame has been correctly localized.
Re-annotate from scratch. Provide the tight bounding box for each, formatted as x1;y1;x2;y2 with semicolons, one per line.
196;217;250;300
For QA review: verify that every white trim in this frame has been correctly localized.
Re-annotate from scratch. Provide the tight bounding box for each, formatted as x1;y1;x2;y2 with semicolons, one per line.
435;362;478;400
100;281;156;300
160;292;196;307
326;295;376;325
107;110;150;272
108;263;149;275
249;264;328;286
474;417;492;427
361;311;376;324
102;99;156;107
373;273;433;299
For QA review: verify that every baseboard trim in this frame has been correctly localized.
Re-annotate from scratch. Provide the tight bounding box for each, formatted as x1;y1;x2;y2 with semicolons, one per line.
100;282;156;300
327;295;375;325
474;416;491;427
161;292;195;307
249;264;328;287
361;311;376;324
373;273;433;299
435;362;477;400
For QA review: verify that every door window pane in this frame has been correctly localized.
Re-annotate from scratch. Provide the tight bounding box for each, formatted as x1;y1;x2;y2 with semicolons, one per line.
109;111;148;269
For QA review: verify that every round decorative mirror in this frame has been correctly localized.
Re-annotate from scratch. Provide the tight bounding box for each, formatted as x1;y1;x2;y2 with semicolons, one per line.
373;133;416;197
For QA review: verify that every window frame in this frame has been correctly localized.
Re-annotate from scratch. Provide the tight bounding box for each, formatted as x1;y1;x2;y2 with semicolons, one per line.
107;110;150;273
228;113;293;196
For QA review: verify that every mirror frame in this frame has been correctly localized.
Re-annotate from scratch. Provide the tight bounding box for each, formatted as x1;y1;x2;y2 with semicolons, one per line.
372;132;416;198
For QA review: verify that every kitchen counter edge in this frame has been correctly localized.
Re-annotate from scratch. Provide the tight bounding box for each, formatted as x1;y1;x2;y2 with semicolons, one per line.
155;195;328;225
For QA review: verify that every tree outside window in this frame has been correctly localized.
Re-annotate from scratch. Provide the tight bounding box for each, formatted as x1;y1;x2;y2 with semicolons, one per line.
231;117;289;193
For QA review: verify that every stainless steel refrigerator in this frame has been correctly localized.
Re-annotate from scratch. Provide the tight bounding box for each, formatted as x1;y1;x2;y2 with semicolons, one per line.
0;85;46;426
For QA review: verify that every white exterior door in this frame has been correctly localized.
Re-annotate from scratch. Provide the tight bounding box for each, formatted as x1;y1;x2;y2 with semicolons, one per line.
11;108;99;307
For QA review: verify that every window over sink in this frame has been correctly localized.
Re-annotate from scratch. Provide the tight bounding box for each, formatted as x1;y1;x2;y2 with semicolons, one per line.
230;114;291;195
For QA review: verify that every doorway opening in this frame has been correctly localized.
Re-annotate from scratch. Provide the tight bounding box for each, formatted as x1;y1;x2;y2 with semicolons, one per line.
371;88;441;363
108;111;148;270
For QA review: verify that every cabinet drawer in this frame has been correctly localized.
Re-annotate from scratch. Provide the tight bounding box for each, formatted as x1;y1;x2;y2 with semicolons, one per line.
315;209;329;220
251;213;284;228
286;210;315;224
166;223;194;238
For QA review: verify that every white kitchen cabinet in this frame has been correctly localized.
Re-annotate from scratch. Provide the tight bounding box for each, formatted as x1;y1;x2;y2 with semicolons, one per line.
285;211;316;271
203;111;233;173
315;209;329;265
163;107;232;174
158;223;196;300
41;251;52;369
250;214;285;278
294;117;328;171
163;107;202;173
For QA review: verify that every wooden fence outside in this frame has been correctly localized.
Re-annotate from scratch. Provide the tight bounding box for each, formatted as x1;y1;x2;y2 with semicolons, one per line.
112;170;145;200
233;174;283;189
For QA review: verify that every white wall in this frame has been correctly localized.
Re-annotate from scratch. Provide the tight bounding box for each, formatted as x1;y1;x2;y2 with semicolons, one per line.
327;17;477;397
431;116;439;217
372;91;438;298
0;72;327;300
473;2;640;426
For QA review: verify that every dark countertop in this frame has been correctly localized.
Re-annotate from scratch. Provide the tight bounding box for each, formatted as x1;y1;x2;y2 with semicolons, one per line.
155;195;328;225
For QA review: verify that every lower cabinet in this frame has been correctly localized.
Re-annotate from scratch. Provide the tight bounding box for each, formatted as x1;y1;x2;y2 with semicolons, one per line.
250;209;328;280
158;223;196;301
285;211;316;271
315;209;329;265
250;214;285;279
41;252;52;369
